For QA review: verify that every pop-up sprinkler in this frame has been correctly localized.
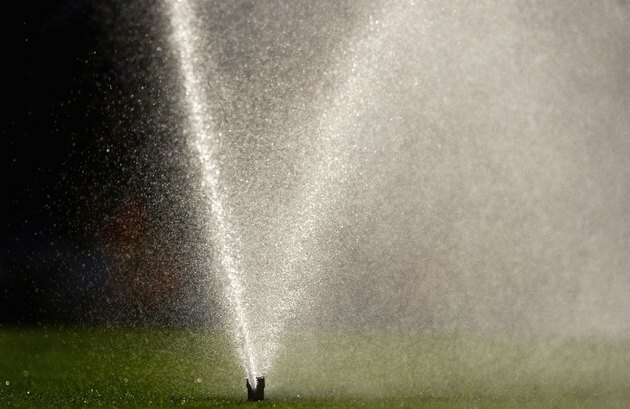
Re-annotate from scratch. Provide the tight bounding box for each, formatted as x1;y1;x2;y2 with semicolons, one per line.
246;377;265;401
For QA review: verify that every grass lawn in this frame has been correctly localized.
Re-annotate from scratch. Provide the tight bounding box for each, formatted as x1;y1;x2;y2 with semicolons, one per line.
0;327;628;408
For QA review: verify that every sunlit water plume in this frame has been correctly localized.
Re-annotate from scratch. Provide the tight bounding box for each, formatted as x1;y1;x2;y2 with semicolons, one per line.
166;0;257;381
256;2;417;375
163;0;630;388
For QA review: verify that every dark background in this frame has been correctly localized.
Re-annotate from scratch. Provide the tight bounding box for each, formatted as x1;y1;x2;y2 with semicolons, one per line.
2;0;205;326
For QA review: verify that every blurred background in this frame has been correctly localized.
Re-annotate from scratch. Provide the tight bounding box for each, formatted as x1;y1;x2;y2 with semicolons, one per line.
2;0;206;326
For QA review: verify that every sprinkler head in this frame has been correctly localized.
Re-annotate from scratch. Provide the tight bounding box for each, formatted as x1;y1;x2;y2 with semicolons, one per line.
246;376;265;401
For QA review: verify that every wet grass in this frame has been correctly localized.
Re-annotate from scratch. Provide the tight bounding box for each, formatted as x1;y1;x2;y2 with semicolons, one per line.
0;327;628;408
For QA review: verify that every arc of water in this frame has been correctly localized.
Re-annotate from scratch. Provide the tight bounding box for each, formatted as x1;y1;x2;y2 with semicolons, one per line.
167;0;412;379
166;0;258;381
260;1;411;373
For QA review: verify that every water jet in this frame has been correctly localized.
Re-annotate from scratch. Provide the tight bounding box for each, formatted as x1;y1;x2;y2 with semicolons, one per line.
3;0;630;407
163;0;630;400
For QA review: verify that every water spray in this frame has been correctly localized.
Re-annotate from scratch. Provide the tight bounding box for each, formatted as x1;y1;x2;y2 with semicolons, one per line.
246;377;265;401
167;0;258;382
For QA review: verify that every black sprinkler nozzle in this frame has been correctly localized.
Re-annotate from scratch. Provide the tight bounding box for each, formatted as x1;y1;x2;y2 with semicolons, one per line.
246;376;265;401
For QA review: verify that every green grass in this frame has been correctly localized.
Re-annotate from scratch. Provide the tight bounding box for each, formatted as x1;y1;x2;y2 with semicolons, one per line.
0;327;628;408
